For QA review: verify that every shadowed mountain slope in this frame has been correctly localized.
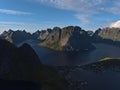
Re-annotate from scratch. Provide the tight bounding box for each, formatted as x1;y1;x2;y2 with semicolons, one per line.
0;39;69;90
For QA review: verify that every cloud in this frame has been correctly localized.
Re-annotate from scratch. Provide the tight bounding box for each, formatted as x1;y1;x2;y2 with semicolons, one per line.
34;0;120;23
109;20;120;28
0;9;32;15
0;22;42;28
0;22;25;25
0;21;42;33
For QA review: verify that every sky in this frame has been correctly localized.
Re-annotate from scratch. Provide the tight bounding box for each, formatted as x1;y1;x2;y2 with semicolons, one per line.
0;0;120;33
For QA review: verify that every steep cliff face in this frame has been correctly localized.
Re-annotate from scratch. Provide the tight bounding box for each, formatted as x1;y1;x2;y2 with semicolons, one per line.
92;28;120;47
93;28;120;42
41;27;62;50
38;29;52;40
41;26;95;51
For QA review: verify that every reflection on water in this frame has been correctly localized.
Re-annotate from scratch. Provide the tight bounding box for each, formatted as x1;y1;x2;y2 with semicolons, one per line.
19;40;120;66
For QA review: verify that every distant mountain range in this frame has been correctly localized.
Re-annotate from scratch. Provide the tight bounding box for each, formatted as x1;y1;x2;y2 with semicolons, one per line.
93;27;120;46
0;29;52;44
1;26;120;51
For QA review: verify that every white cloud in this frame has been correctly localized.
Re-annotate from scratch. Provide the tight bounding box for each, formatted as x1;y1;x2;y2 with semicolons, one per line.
0;22;25;25
0;22;38;28
109;20;120;28
34;0;120;24
0;9;32;15
0;21;43;33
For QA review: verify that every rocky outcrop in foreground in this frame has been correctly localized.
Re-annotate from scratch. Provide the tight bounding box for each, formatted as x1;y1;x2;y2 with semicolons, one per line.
0;39;69;90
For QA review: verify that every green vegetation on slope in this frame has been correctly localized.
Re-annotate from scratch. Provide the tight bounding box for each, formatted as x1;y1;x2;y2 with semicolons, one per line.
80;58;120;73
40;39;63;51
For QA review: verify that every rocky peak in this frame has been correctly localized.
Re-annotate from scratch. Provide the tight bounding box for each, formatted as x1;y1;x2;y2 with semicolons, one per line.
47;28;52;33
38;29;52;40
41;26;95;51
93;27;120;41
0;30;33;44
8;29;14;33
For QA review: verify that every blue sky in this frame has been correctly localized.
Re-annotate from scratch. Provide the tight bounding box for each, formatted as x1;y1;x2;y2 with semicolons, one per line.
0;0;120;33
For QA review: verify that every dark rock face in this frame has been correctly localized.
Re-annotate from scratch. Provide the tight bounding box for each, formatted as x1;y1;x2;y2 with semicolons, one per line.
0;79;40;90
81;58;120;73
87;31;94;37
0;39;17;75
0;39;42;89
41;26;95;51
92;28;102;42
0;39;41;79
0;39;69;90
32;30;41;39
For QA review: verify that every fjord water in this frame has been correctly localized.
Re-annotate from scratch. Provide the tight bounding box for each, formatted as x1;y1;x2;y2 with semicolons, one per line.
19;40;120;90
20;40;120;66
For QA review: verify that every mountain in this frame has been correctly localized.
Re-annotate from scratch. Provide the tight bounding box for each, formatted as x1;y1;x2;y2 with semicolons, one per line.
87;31;94;37
92;20;120;43
32;30;41;39
0;39;41;81
92;28;120;47
0;29;32;44
40;26;95;51
0;29;52;45
94;28;120;41
37;29;52;40
0;39;69;90
3;25;120;51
